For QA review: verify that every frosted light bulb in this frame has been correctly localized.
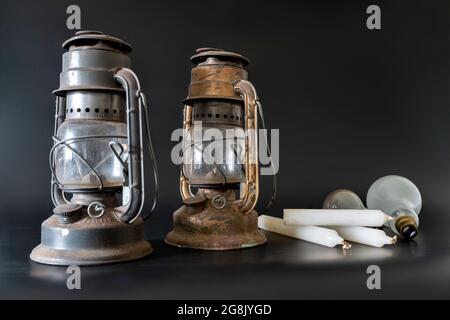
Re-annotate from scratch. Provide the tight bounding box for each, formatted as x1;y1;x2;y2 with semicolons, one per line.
366;175;422;240
323;189;366;210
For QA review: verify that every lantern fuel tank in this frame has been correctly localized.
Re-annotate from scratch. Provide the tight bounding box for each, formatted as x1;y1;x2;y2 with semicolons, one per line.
30;31;158;265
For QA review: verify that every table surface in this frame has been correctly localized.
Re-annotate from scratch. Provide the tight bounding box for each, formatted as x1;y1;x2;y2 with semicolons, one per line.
1;212;449;300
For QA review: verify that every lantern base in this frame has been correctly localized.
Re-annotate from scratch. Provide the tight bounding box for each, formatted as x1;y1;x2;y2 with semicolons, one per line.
165;196;267;251
30;213;152;266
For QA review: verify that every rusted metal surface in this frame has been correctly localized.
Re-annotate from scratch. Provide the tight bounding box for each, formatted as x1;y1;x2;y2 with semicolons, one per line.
166;190;266;250
168;48;264;251
192;101;242;126
183;195;207;207
191;48;250;66
184;48;249;105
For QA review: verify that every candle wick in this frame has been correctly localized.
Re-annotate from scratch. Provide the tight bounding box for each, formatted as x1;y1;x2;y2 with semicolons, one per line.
341;241;352;250
391;235;398;244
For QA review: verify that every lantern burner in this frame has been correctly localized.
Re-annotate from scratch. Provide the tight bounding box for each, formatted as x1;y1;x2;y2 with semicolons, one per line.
192;101;242;126
65;92;125;122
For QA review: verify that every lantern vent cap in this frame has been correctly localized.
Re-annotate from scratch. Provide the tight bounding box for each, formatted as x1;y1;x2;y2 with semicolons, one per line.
62;30;133;53
191;48;250;66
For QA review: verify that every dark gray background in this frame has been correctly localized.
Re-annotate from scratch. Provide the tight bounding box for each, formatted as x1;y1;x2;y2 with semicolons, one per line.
0;0;449;299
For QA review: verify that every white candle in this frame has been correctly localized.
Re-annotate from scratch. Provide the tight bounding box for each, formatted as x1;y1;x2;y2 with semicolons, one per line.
331;227;397;248
283;209;393;227
258;215;351;249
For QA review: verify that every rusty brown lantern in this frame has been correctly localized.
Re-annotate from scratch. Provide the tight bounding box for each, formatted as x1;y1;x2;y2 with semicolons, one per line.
166;48;273;250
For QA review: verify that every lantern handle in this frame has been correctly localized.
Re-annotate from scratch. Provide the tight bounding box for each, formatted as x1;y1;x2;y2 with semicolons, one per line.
114;68;158;223
137;90;159;221
51;96;70;207
180;105;195;200
234;80;260;215
255;99;277;215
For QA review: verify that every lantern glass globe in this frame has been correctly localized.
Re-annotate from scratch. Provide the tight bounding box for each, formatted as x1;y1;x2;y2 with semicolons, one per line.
183;124;245;187
55;120;127;190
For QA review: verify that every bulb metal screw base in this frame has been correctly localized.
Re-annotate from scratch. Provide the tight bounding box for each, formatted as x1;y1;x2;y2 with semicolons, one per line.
395;215;419;240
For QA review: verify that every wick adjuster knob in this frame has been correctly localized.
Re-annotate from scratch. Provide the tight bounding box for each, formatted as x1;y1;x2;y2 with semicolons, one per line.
53;204;83;224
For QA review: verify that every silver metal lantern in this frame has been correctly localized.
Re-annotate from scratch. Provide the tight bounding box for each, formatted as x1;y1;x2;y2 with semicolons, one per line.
30;30;158;265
